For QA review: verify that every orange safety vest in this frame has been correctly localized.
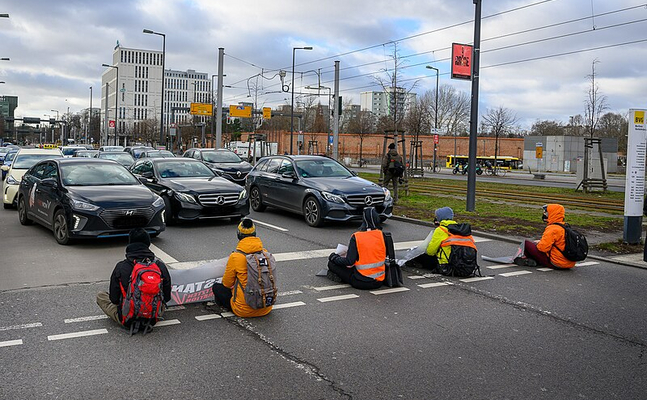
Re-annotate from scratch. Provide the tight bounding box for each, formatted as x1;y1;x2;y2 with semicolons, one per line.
439;229;477;254
353;230;386;281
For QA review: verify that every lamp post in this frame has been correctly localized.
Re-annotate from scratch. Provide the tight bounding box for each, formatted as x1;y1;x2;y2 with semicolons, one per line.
102;63;119;145
88;86;92;144
290;46;313;154
42;114;50;145
0;58;9;61
50;109;59;143
143;29;166;148
426;65;440;170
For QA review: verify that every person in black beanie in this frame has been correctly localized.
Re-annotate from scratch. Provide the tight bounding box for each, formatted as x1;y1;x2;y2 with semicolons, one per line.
96;228;172;326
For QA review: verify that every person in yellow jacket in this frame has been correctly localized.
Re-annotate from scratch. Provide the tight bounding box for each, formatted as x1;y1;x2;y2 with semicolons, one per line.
408;207;456;272
211;218;273;317
327;207;386;290
513;204;576;269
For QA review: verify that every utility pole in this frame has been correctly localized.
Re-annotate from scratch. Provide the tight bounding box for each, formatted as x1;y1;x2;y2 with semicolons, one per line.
466;0;482;212
332;60;340;160
216;48;224;149
104;82;109;146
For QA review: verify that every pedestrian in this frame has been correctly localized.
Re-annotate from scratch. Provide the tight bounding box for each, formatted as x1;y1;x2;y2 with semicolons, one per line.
382;142;403;203
96;228;172;328
513;204;576;269
211;218;275;317
326;207;386;290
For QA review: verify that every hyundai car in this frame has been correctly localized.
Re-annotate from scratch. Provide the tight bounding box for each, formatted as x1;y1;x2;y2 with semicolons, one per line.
183;148;252;186
246;155;393;227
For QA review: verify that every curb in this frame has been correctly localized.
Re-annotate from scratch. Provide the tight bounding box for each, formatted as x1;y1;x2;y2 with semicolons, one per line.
390;215;647;271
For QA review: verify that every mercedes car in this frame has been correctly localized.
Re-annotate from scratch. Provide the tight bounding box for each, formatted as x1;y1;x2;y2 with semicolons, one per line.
183;148;252;186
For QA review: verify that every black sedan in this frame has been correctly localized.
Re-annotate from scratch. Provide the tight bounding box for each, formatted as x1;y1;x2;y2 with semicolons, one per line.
246;155;393;227
183;148;252;185
130;157;249;224
17;158;165;245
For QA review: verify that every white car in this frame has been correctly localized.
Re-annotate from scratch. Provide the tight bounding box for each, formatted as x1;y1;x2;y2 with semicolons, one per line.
2;148;63;208
99;145;125;152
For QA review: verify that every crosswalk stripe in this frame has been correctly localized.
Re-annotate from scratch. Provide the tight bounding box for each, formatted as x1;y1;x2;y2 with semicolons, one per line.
317;294;359;303
460;276;494;283
500;271;533;277
370;287;410;295
407;275;426;280
195;314;222;321
273;301;306;309
155;319;181;327
48;329;108;341
575;261;599;267
64;315;108;324
537;268;553;272
487;264;515;269
0;339;23;348
418;282;453;289
313;284;351;291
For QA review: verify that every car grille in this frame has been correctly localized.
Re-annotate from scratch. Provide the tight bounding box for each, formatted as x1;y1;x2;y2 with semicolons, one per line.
346;194;385;207
223;171;248;181
198;192;240;207
100;207;156;229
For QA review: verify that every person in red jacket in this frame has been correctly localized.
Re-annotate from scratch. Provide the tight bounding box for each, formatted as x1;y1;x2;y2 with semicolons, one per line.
514;204;576;269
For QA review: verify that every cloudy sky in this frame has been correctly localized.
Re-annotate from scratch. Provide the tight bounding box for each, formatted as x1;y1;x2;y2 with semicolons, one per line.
1;0;646;130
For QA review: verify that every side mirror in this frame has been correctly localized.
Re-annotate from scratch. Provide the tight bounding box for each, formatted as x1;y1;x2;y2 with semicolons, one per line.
41;178;57;188
281;171;296;179
350;170;358;176
142;171;154;179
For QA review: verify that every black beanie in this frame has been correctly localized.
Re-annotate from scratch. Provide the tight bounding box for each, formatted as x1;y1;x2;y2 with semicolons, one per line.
388;143;396;150
129;228;151;247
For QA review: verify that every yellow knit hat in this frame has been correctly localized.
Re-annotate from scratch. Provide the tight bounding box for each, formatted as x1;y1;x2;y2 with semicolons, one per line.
237;218;256;237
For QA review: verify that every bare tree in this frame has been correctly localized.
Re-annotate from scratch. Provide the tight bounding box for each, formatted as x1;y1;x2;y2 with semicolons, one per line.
598;112;628;152
348;110;375;165
481;106;518;163
434;85;470;135
403;93;431;140
584;59;609;137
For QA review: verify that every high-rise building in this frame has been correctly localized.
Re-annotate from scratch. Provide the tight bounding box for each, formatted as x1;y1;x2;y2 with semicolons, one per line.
0;95;18;139
359;88;416;120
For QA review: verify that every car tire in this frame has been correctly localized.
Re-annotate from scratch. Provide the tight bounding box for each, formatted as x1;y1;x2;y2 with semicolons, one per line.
250;186;266;212
53;209;71;245
303;196;324;227
163;196;177;226
18;196;33;225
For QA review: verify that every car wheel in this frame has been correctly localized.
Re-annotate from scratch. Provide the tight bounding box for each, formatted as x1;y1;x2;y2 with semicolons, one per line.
163;196;176;226
18;196;33;225
53;209;71;245
250;186;266;212
303;196;324;227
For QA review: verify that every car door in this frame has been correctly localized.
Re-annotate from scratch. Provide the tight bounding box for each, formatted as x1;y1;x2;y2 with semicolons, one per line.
271;159;303;212
259;157;282;206
36;161;63;224
20;162;46;223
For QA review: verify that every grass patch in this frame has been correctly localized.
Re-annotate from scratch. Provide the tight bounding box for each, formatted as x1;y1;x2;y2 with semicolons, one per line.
593;240;643;255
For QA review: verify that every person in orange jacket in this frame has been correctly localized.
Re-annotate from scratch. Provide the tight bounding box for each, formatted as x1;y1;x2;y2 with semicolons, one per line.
514;204;576;269
211;218;273;317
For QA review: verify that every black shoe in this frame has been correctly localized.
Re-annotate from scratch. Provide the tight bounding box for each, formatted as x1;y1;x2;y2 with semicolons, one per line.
326;270;343;283
513;257;537;267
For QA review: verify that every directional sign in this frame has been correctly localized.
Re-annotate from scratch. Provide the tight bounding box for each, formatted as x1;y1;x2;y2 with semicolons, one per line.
190;103;212;116
229;105;252;118
263;107;272;120
535;143;543;159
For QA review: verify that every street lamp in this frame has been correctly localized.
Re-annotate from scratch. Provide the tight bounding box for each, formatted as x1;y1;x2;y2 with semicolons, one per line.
0;14;8;18
102;63;119;145
426;65;441;169
51;109;59;143
290;46;313;154
0;58;9;61
143;29;166;148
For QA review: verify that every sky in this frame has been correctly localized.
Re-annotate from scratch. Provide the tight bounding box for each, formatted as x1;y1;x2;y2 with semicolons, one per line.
1;0;646;130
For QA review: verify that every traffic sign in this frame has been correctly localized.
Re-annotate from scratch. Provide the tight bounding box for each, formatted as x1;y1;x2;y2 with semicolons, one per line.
263;107;272;120
190;103;212;116
433;134;439;144
109;120;115;128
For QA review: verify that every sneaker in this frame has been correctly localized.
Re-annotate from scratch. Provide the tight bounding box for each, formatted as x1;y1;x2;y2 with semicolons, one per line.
513;257;537;267
326;270;343;283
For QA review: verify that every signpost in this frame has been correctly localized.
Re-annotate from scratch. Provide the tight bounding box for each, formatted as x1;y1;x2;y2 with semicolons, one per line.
263;107;272;120
190;103;213;116
623;109;647;244
229;105;252;118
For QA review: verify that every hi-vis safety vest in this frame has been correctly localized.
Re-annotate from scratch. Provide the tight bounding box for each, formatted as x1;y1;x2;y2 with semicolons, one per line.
353;230;386;281
439;227;477;253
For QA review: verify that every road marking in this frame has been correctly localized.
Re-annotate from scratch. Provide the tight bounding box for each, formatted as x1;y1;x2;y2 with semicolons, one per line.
0;322;43;331
155;319;181;327
273;301;306;309
0;339;23;348
278;290;303;296
576;261;599;267
313;284;351;291
407;275;426;280
275;249;334;261
418;281;453;289
220;312;235;317
64;315;108;324
253;220;289;232
460;276;495;283
500;270;533;277
150;244;178;264
487;264;516;269
317;294;360;303
48;329;108;341
370;287;410;295
195;314;222;321
165;306;186;312
395;237;490;250
537;268;553;272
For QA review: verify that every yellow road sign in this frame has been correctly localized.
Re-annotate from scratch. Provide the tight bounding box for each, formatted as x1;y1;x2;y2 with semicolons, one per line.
263;107;272;120
229;105;252;118
190;103;212;116
536;146;543;159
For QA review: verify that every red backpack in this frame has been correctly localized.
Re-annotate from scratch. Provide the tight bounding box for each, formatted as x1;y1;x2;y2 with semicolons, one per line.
120;258;164;335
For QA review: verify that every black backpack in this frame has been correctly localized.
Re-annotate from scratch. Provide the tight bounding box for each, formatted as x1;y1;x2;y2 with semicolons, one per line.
552;223;588;261
439;224;481;278
388;155;405;178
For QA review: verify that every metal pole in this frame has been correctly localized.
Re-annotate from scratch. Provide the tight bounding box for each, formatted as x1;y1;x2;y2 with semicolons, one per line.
115;66;119;145
333;60;340;160
290;48;296;155
161;34;166;148
211;74;215;148
89;86;92;144
466;0;482;212
216;47;224;149
104;82;108;145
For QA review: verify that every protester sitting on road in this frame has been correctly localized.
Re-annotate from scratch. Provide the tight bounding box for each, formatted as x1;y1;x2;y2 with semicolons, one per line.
211;218;274;317
96;228;172;328
513;204;576;269
326;207;386;290
406;207;456;273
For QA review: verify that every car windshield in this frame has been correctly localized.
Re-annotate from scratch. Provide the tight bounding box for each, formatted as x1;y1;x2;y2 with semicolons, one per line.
75;151;97;158
61;163;139;186
295;159;353;178
5;152;17;162
98;152;135;165
202;151;242;163
13;154;63;169
132;148;153;158
62;147;84;156
146;150;175;158
157;160;215;178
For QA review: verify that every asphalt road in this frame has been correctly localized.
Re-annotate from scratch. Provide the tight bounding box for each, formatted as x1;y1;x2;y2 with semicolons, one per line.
1;205;645;399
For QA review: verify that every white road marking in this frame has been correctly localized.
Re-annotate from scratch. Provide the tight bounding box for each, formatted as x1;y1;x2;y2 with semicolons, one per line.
64;315;108;324
155;319;181;327
150;244;178;264
460;276;495;283
576;261;599;267
48;329;108;341
487;264;516;269
0;339;23;348
394;236;490;250
317;294;360;303
313;284;351;291
418;282;453;289
273;301;306;309
220;312;235;317
407;275;426;280
195;314;222;321
278;290;303;296
0;322;43;331
253;220;289;232
537;268;553;272
500;270;533;277
165;306;186;312
274;249;334;262
370;287;410;295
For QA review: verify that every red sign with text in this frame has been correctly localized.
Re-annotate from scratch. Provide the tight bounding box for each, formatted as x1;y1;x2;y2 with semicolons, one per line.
433;134;439;144
451;43;472;80
109;120;115;128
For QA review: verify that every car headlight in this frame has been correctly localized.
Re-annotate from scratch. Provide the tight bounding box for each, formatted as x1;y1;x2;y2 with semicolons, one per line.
175;192;197;204
383;187;392;202
321;191;344;204
5;175;19;185
70;198;100;212
152;195;164;208
238;188;247;200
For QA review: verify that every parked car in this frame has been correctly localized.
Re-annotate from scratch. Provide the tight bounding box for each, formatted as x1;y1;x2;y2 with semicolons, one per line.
130;157;249;224
1;149;19;180
17;158;165;245
183;148;252;185
246;155;393;227
95;151;136;167
99;145;125;152
139;150;175;159
3;148;64;208
0;145;20;163
124;145;154;159
60;146;87;158
73;150;100;158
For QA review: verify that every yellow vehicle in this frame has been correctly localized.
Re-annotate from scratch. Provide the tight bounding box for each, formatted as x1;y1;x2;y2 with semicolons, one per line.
446;155;520;170
42;143;58;149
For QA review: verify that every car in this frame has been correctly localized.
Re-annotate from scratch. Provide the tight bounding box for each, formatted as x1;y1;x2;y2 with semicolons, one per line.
17;158;165;245
183;148;252;185
246;155;393;227
3;148;64;208
130;157;249;225
60;146;87;158
1;149;19;180
124;145;154;159
99;145;125;152
0;145;20;162
139;150;175;159
73;150;100;158
95;151;136;167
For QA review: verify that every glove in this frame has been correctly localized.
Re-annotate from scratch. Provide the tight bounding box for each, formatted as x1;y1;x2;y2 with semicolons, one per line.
329;252;340;262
